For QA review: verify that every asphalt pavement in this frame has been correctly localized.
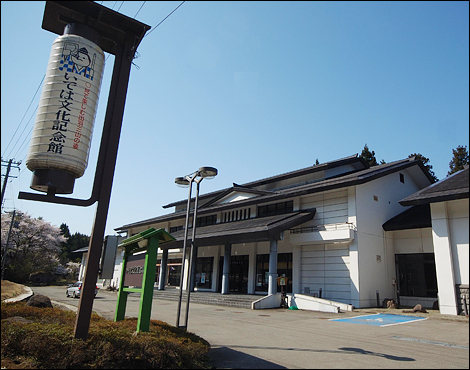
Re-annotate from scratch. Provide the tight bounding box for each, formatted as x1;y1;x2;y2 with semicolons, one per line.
7;286;470;369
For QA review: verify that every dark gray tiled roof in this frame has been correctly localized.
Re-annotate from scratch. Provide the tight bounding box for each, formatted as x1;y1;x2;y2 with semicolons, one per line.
162;211;316;248
162;154;367;209
382;204;431;231
115;156;433;232
399;167;469;206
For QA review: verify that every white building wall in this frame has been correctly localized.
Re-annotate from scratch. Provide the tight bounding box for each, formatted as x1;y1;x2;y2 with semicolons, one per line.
112;247;125;288
300;189;349;226
355;169;424;308
299;243;350;302
390;228;434;254
78;253;87;281
446;199;469;286
219;192;257;204
348;186;360;307
431;199;469;315
431;202;457;314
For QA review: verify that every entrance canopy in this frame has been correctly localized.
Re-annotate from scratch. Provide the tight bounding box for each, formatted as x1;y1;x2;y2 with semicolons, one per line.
164;210;316;248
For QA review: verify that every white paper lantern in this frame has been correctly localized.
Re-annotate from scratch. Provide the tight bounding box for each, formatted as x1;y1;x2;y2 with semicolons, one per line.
26;31;105;194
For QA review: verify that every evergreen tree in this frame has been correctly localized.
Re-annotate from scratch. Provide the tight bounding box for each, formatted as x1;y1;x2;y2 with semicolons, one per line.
408;153;438;182
67;232;90;262
60;223;70;239
59;223;90;263
359;144;378;167
448;145;469;175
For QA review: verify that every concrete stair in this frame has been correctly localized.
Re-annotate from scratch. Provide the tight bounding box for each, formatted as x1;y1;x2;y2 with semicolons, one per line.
152;288;261;309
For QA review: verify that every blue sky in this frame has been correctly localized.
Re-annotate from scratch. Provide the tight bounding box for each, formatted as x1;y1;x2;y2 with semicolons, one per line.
1;1;469;236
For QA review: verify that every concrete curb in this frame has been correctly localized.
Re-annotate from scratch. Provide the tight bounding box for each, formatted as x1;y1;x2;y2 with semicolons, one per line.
50;300;79;313
2;287;90;315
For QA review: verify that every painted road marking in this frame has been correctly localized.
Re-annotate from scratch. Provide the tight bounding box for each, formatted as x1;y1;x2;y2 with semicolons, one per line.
391;336;469;350
330;313;428;327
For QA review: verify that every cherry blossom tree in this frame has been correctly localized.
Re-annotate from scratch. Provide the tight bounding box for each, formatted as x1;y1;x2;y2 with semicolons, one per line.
1;211;66;283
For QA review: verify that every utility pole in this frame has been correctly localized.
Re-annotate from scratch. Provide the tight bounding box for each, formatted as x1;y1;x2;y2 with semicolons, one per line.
1;158;21;209
1;210;16;280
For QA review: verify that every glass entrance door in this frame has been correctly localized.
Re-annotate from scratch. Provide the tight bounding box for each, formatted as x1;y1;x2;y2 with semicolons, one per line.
218;255;249;293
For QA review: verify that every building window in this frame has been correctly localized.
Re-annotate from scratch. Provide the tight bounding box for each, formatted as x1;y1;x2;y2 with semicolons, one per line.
255;253;292;293
400;173;405;183
196;214;217;227
257;200;293;218
222;208;251;223
158;258;182;287
169;225;183;233
195;257;213;289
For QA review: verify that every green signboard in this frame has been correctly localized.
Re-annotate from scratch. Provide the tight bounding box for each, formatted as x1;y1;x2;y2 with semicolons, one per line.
114;228;175;332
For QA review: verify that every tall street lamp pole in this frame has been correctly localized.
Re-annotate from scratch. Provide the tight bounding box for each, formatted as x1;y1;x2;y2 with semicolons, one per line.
174;166;217;330
175;172;195;329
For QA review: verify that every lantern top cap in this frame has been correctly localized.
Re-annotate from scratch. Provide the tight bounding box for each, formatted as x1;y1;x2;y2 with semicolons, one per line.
42;1;151;55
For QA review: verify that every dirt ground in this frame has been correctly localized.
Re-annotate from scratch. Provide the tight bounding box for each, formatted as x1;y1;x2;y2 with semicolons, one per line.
1;280;30;301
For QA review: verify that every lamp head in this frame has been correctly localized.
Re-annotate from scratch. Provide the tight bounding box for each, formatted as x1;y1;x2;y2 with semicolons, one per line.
175;176;190;187
198;166;218;179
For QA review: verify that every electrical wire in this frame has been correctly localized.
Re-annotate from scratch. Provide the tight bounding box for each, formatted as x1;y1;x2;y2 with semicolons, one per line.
1;74;44;159
144;1;185;38
3;0;185;181
133;1;146;18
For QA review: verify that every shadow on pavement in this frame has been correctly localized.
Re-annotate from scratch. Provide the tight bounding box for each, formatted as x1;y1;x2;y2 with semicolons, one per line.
209;346;287;369
339;347;415;362
209;344;416;367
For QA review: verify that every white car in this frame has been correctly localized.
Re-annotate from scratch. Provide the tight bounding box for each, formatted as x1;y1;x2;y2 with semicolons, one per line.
66;281;99;298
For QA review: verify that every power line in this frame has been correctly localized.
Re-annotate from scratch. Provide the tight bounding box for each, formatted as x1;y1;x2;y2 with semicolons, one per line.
2;1;131;168
116;1;125;13
133;1;146;18
3;0;183;182
6;106;37;162
144;1;185;38
1;74;44;159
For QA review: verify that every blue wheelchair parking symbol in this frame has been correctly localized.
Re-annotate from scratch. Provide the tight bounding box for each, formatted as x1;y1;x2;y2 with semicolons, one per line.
330;313;428;327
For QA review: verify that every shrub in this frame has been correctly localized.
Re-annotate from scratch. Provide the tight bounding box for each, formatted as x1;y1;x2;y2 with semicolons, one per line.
1;302;212;369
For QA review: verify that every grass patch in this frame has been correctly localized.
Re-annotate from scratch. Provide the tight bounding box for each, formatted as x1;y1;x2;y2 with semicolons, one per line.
1;301;212;369
1;281;30;301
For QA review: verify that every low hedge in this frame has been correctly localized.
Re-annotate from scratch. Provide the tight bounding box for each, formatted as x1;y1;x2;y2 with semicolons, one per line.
1;301;212;369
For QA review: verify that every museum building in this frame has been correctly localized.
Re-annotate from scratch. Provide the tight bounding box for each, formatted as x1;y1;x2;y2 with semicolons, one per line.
109;155;468;314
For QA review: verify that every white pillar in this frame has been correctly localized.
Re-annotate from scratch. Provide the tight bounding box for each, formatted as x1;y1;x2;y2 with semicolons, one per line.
431;202;458;315
158;249;168;290
268;239;278;295
292;245;301;294
221;243;231;294
348;186;360;308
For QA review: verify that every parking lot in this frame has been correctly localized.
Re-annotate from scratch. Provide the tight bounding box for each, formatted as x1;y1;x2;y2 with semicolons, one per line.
32;286;469;369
